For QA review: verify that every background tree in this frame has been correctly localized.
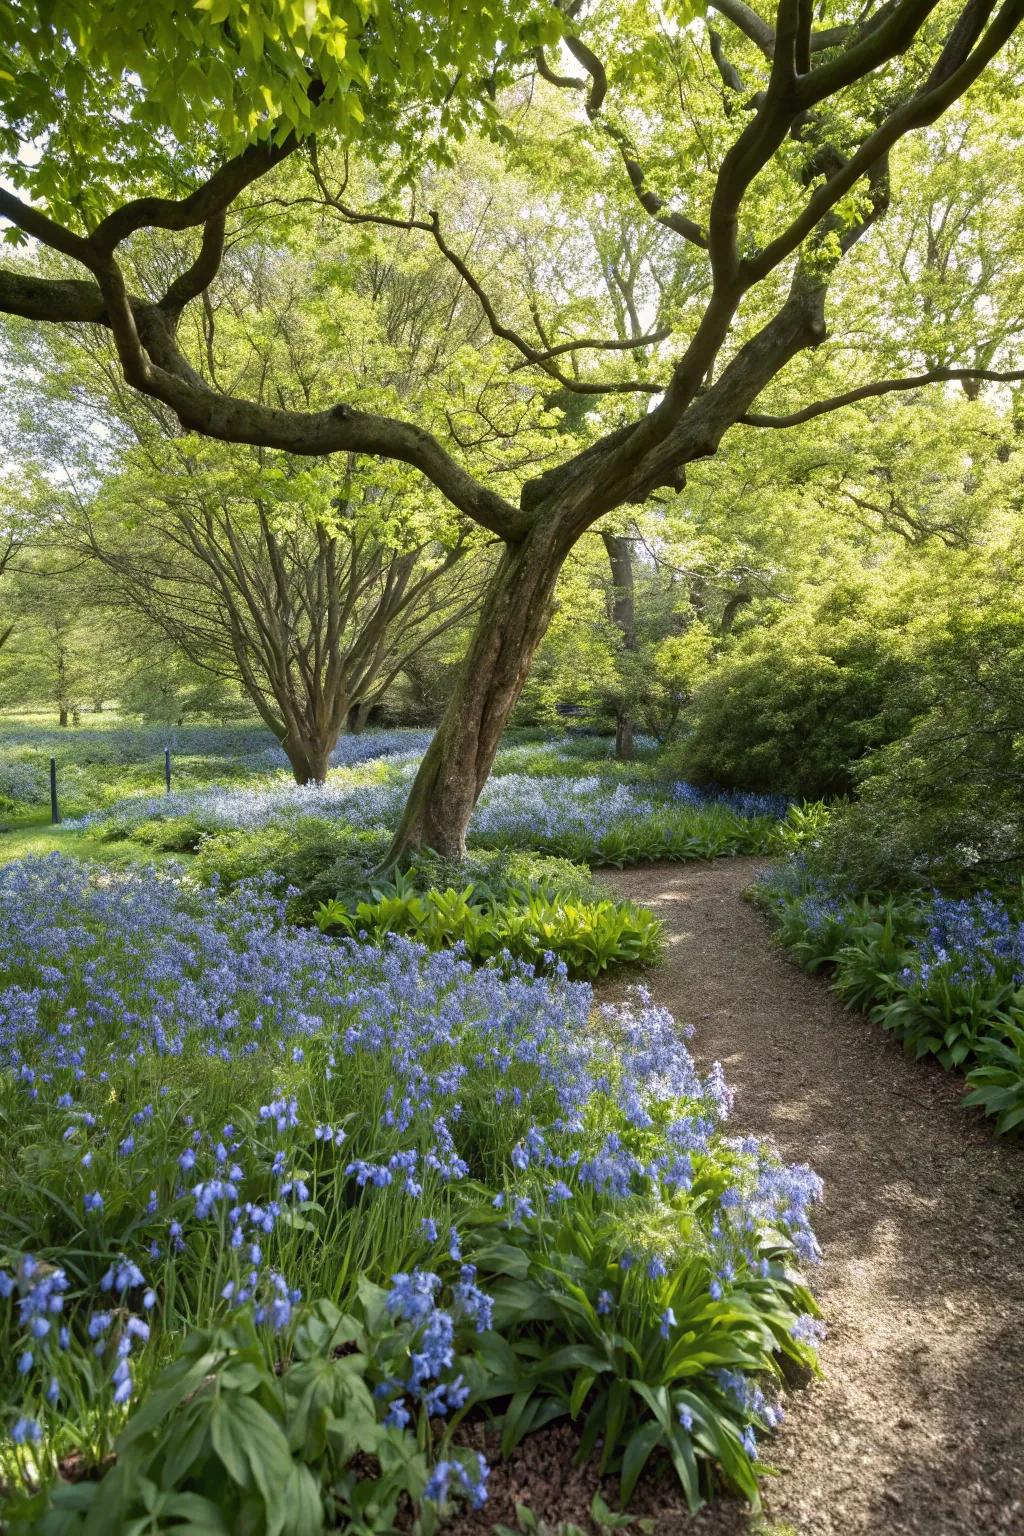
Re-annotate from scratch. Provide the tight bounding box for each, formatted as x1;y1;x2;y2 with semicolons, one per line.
0;554;116;724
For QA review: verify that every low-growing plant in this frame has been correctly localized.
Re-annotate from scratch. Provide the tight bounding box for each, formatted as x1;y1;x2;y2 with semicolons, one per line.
77;757;790;872
8;1289;488;1535
963;1023;1024;1135
466;1193;820;1510
758;864;1024;1133
314;877;663;980
0;858;823;1518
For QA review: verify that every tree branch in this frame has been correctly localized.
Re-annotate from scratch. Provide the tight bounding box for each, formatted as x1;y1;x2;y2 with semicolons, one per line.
309;152;668;393
536;41;708;248
739;365;1024;425
745;0;1021;283
160;214;228;319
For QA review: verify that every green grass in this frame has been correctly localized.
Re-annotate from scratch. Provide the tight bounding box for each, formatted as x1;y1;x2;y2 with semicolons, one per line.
0;813;174;866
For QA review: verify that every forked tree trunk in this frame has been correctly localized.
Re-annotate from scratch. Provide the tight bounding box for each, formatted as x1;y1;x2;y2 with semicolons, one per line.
384;528;565;864
281;732;335;786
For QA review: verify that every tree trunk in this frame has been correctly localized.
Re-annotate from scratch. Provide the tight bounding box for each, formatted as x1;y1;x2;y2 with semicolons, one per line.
282;732;335;786
59;706;69;728
601;532;638;761
347;700;373;734
384;529;564;864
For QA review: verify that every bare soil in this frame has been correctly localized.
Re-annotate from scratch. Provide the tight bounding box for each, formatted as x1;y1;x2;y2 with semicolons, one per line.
458;857;1024;1536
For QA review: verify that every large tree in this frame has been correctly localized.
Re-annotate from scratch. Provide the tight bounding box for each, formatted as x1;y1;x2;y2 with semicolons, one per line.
2;0;1023;857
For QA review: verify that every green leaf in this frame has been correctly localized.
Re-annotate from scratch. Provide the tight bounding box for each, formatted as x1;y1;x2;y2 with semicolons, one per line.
619;1419;664;1505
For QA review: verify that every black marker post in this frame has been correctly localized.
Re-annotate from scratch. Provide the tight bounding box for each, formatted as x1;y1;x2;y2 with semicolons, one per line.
50;756;60;825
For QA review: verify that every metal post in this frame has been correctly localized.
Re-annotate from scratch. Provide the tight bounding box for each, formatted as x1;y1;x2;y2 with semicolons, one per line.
50;757;60;825
165;746;171;794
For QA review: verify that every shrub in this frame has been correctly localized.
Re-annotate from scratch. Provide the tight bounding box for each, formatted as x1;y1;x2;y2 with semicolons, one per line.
0;857;822;1518
675;584;912;800
808;606;1024;891
314;876;664;980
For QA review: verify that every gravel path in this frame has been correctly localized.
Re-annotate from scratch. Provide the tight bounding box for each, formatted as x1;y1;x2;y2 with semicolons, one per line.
595;857;1024;1536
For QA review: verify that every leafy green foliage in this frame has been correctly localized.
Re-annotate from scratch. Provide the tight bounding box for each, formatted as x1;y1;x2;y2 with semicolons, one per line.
758;865;1024;1134
0;1;563;226
193;823;597;923
810;599;1024;890
963;1024;1024;1136
8;1295;480;1536
314;874;663;980
465;1197;820;1512
676;582;913;800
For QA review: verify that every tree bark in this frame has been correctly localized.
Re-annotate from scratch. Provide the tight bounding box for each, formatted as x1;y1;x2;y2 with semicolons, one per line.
347;700;374;733
601;531;638;761
384;527;565;863
281;729;335;786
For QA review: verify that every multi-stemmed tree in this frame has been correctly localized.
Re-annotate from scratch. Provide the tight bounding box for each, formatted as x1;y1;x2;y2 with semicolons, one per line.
4;214;501;782
2;0;1023;857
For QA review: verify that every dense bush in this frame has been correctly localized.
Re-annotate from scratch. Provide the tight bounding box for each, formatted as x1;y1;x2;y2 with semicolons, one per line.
0;856;823;1524
675;583;912;800
805;606;1024;891
757;862;1024;1134
315;875;664;980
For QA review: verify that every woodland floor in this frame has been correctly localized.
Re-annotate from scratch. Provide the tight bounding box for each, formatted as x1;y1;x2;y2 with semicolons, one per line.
459;857;1024;1536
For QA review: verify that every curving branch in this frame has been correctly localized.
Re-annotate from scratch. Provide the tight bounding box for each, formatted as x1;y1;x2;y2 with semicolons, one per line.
745;0;1021;283
160;214;228;319
710;0;778;57
309;149;668;394
535;41;707;248
739;365;1024;426
0;263;526;540
710;0;913;61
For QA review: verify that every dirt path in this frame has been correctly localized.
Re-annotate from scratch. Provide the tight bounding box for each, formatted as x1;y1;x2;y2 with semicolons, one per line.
598;857;1024;1536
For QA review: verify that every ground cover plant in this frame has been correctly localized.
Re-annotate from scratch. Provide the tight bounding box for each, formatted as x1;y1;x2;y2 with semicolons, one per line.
74;741;793;870
756;862;1024;1135
0;722;434;820
0;855;824;1531
0;723;796;985
314;872;664;981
